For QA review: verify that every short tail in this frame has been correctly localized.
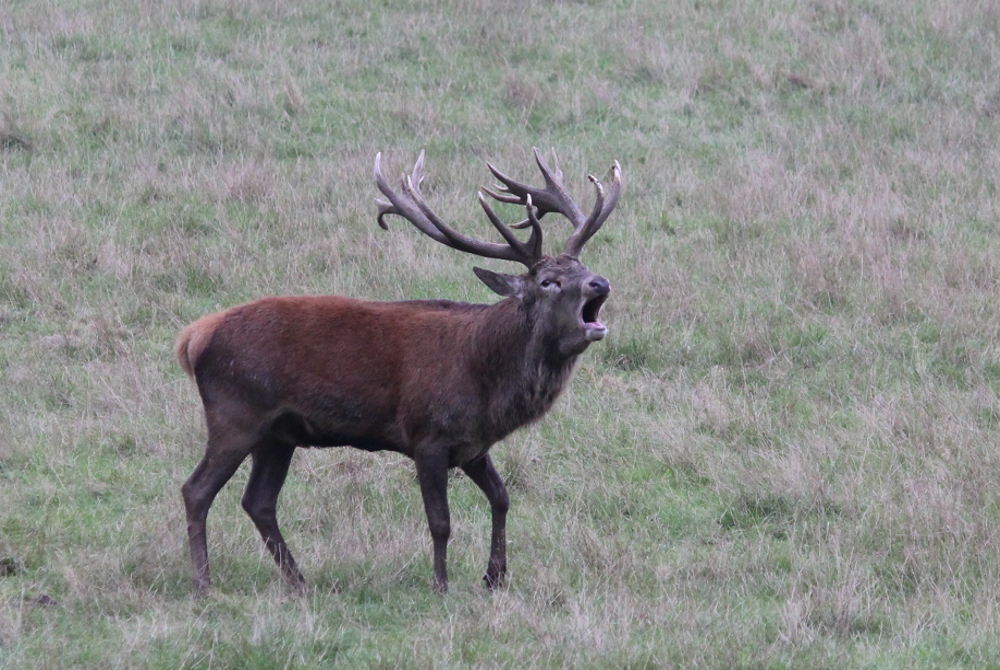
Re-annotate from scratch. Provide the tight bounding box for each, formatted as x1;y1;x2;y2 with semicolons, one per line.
176;312;225;379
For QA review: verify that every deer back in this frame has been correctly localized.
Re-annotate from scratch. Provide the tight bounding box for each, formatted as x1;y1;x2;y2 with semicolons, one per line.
177;294;557;462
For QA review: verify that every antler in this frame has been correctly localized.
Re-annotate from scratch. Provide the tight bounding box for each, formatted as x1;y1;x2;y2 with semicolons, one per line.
375;151;544;268
484;148;622;259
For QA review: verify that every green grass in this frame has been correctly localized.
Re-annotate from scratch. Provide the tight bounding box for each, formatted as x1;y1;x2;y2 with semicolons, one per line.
4;0;1000;666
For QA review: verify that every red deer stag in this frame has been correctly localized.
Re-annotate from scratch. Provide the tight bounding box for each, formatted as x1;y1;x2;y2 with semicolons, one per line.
177;149;621;594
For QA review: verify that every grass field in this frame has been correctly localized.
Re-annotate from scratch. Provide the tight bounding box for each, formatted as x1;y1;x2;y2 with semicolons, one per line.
3;0;1000;667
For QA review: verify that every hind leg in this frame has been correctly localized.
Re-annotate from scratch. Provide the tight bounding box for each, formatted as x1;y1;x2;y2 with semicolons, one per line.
241;441;306;591
182;446;250;594
182;408;268;595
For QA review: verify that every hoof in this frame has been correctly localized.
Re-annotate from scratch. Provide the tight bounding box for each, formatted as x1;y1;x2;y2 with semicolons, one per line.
482;573;505;591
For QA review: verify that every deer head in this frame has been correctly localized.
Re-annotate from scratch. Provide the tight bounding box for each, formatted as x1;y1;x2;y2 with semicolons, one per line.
374;149;622;357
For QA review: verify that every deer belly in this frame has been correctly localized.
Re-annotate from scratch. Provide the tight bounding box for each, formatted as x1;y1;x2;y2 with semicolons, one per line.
268;408;404;453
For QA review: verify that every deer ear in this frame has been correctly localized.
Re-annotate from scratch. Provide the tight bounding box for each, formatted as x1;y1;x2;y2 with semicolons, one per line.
473;266;521;296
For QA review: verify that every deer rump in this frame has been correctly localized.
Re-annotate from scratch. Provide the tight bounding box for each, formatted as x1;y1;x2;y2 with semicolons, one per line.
179;149;620;594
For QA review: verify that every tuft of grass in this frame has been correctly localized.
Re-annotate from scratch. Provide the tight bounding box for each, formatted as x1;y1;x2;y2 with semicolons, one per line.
0;112;33;151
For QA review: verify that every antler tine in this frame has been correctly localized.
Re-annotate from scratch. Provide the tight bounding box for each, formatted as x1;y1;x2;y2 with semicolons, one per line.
478;192;544;261
563;160;622;258
374;151;446;240
484;148;587;225
521;197;545;259
374;152;543;267
481;149;622;259
476;186;532;230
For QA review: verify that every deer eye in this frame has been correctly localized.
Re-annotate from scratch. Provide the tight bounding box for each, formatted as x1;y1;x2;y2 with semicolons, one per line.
540;278;561;290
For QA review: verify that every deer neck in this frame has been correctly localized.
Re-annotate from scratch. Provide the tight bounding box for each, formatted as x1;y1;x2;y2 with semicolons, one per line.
470;298;579;438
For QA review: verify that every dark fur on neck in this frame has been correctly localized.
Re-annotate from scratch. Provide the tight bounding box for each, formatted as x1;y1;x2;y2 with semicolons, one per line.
469;298;578;444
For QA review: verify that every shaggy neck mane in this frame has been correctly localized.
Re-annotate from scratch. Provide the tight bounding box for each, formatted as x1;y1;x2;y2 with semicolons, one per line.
469;297;579;441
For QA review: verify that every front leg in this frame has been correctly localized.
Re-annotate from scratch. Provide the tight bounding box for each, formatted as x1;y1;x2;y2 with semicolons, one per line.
462;454;509;590
415;446;451;594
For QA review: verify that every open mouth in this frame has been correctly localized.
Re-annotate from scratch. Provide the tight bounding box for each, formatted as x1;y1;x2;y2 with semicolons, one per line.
581;295;608;341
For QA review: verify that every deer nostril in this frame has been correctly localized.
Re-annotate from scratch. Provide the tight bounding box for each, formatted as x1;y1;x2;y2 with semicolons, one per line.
589;277;611;295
